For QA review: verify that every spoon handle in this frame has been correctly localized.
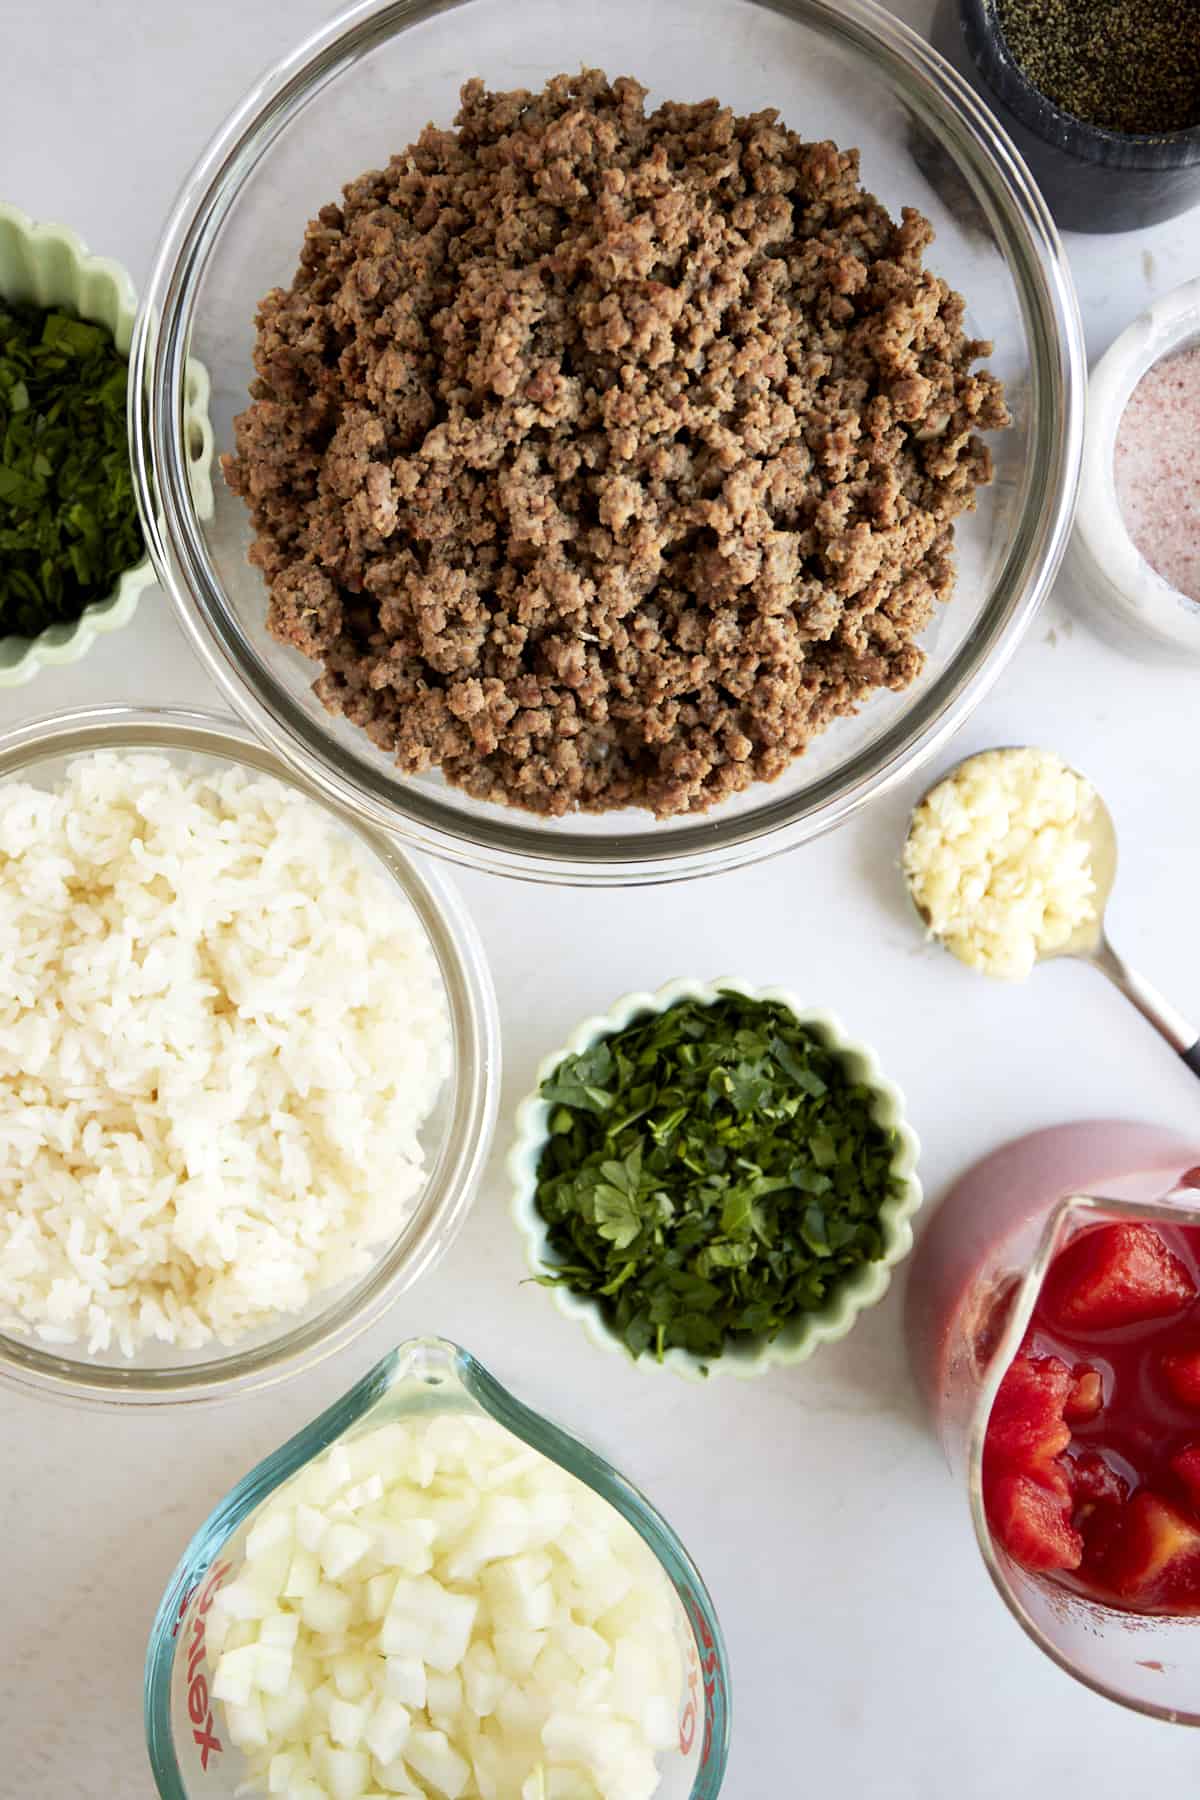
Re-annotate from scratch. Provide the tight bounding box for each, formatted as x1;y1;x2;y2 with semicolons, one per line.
1089;936;1200;1077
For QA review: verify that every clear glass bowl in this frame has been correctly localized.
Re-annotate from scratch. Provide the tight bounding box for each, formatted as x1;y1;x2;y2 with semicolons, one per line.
0;707;500;1407
132;0;1085;886
145;1336;731;1798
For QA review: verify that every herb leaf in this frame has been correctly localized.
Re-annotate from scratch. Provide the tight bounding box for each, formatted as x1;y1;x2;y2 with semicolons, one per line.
0;303;144;636
533;994;905;1365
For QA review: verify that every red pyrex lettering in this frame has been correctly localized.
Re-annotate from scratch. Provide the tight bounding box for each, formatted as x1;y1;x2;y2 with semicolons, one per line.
182;1561;232;1771
679;1597;722;1766
679;1640;700;1755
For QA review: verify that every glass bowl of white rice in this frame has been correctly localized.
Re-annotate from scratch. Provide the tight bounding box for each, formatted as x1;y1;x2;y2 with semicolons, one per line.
0;705;500;1406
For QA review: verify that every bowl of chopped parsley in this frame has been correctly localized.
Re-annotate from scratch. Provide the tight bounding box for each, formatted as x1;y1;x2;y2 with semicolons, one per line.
0;202;213;685
509;979;922;1379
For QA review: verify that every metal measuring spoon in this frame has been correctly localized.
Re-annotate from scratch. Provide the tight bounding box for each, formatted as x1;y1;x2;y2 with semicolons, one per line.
904;749;1200;1080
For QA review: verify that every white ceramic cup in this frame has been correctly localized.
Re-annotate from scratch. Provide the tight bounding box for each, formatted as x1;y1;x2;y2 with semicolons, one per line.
1066;275;1200;661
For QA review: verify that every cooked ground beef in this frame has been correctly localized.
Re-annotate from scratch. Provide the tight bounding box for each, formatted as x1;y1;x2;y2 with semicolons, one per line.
223;70;1009;819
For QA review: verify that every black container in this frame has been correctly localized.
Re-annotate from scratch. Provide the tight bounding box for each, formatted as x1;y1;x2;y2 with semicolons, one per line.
932;0;1200;233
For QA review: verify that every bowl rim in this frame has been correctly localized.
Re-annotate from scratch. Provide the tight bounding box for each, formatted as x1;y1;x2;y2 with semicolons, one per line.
0;201;214;687
507;975;923;1380
131;0;1086;886
0;702;501;1408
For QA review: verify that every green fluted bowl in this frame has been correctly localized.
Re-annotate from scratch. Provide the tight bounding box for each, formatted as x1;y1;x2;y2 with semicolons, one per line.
0;201;213;686
509;975;923;1381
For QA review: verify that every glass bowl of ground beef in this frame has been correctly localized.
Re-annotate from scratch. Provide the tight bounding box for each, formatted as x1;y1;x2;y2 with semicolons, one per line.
132;0;1084;886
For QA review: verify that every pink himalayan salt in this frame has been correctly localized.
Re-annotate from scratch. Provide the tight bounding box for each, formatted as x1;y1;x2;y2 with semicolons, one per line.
1113;345;1200;605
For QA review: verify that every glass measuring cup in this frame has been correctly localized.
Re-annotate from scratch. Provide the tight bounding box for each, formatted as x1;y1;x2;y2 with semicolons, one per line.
908;1121;1200;1722
145;1338;731;1797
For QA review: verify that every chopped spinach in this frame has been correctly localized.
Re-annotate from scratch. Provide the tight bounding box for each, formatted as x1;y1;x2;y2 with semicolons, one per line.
0;302;144;637
533;993;904;1364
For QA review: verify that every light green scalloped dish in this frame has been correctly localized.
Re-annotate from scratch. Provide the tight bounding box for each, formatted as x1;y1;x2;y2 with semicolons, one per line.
0;201;214;686
509;976;923;1382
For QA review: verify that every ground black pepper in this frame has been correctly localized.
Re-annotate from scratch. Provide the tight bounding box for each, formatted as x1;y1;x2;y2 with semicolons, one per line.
995;0;1200;136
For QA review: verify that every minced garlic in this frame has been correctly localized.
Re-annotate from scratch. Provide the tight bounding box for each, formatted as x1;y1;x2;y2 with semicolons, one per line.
903;748;1098;982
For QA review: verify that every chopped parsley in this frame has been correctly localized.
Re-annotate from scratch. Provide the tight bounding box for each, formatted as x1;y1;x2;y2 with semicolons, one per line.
0;302;144;637
533;993;904;1364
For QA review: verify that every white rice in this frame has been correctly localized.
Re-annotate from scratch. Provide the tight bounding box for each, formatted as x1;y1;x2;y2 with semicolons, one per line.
0;752;451;1356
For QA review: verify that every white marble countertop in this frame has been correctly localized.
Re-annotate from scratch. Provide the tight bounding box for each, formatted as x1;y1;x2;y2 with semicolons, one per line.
3;2;1200;1795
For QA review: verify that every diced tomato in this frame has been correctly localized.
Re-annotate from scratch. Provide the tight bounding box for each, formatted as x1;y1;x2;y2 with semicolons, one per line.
1065;1365;1104;1423
986;1471;1083;1573
1171;1444;1200;1512
983;1355;1073;1477
1070;1451;1127;1509
1161;1348;1200;1408
1101;1492;1200;1608
1071;1456;1128;1571
1041;1224;1196;1333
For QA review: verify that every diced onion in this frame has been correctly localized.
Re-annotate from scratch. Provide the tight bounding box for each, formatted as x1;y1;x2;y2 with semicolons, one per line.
209;1415;684;1799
